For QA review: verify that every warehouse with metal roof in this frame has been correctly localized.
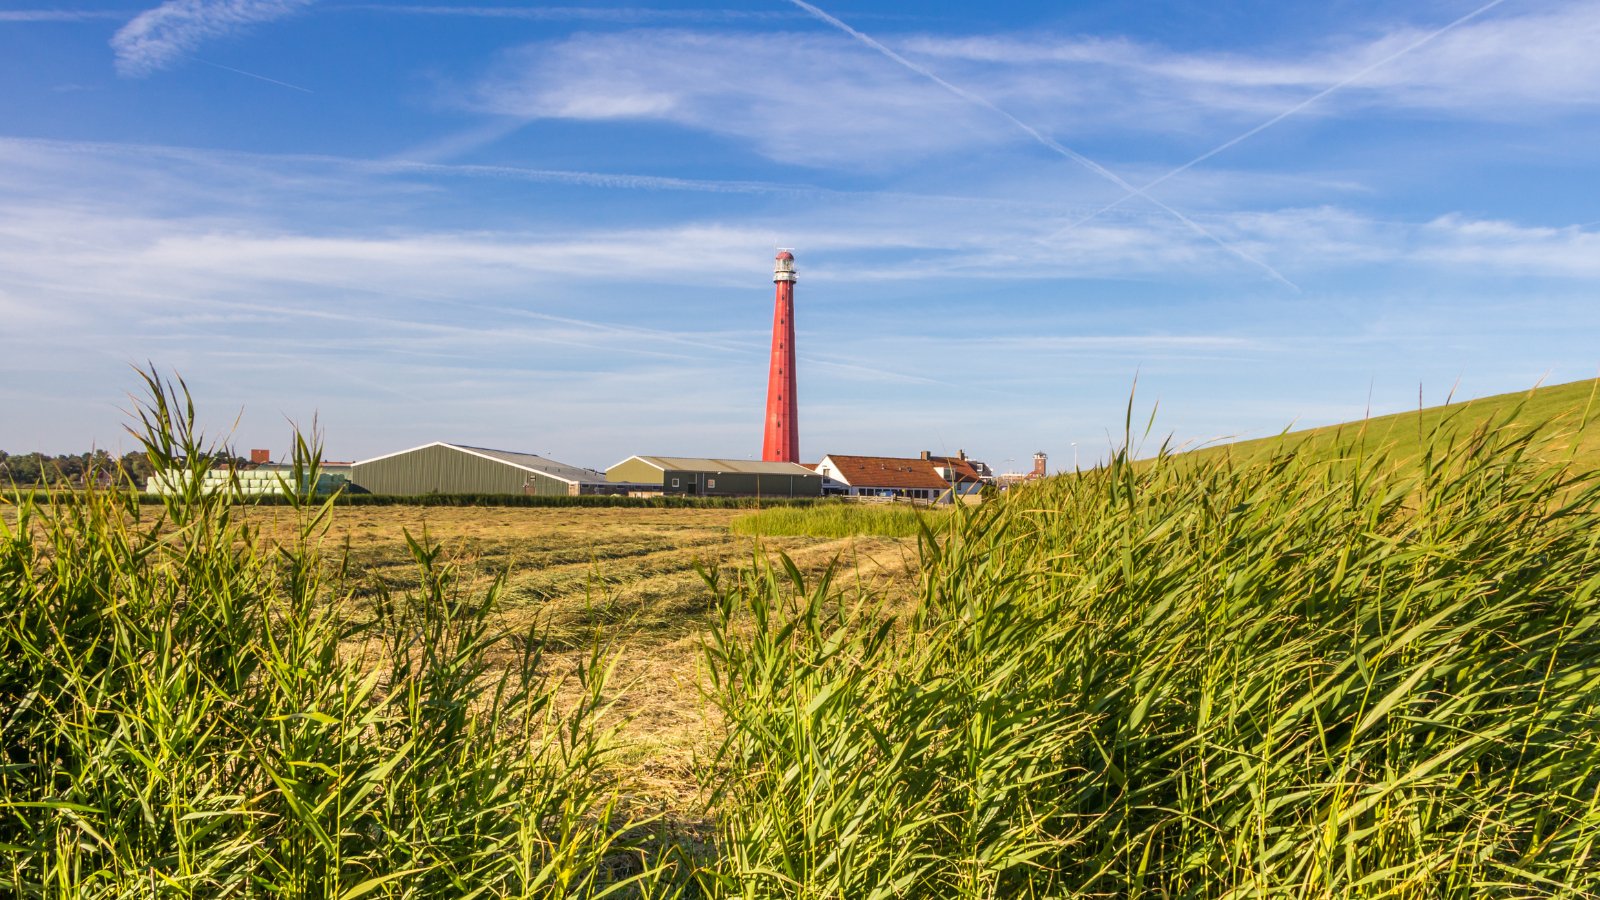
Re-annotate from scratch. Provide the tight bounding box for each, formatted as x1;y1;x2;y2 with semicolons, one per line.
606;456;821;497
351;442;626;496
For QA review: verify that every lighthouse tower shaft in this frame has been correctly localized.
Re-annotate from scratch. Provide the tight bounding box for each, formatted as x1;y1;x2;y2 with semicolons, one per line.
762;252;799;463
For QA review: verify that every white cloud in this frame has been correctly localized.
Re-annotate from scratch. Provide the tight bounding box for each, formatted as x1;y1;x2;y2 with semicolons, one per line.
6;137;1600;298
350;6;792;24
111;0;314;77
468;30;990;167
1417;214;1600;276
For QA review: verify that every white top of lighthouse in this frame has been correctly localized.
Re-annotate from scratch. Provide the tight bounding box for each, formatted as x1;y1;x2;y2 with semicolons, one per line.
773;250;797;283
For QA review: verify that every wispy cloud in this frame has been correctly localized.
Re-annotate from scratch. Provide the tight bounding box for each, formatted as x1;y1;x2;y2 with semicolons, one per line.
460;3;1600;175
6;136;1600;288
1416;214;1600;277
468;30;986;167
904;1;1600;116
0;9;130;22
111;0;315;76
0;135;1126;222
784;0;1298;293
338;5;793;24
1043;0;1510;242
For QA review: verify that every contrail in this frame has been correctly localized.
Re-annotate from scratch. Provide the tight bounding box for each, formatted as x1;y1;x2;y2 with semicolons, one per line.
1046;0;1512;241
193;57;314;93
786;0;1300;291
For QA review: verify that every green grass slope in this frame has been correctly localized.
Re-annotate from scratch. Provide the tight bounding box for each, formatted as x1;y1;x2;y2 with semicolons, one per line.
1193;377;1600;470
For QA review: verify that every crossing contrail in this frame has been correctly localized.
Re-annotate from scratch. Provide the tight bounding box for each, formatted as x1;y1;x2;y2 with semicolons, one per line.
786;0;1300;291
1045;0;1513;241
193;57;314;93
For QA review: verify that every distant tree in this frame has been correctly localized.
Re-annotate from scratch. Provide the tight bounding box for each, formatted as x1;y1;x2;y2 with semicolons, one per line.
7;453;45;485
119;451;154;484
0;448;158;487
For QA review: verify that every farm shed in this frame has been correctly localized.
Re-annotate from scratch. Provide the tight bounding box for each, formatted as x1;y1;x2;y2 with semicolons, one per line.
351;442;620;496
606;456;822;498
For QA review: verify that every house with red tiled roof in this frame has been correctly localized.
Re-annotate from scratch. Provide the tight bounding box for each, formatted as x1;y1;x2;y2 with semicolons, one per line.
923;451;991;498
811;451;990;504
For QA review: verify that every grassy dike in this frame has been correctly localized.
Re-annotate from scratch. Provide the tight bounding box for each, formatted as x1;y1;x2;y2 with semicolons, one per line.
1195;376;1600;471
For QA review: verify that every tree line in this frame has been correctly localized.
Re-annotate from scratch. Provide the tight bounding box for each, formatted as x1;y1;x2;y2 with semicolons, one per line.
0;450;251;487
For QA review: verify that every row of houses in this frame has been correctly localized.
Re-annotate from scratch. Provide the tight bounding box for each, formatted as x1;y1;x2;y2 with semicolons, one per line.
149;442;1047;503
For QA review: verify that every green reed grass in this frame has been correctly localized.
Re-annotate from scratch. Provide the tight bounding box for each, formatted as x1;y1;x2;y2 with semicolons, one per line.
729;502;951;539
697;397;1600;897
0;370;669;898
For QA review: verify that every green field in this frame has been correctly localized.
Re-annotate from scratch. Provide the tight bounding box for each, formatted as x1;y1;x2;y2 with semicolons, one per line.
5;377;1600;896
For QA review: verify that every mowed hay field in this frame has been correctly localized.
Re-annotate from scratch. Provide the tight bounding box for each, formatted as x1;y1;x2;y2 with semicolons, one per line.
241;503;922;812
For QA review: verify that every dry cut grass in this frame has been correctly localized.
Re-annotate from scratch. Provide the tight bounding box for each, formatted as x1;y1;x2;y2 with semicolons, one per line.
241;503;923;816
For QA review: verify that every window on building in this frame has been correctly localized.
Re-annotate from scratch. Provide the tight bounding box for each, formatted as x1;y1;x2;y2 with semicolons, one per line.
707;478;716;489
671;478;680;488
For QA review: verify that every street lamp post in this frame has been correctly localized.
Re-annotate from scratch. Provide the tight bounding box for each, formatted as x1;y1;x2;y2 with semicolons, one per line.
1071;442;1078;471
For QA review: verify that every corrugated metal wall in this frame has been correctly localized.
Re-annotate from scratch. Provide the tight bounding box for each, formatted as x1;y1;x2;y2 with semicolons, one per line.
662;470;821;497
351;445;570;496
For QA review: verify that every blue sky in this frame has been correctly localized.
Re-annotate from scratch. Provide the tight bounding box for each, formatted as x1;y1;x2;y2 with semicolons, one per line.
2;0;1598;471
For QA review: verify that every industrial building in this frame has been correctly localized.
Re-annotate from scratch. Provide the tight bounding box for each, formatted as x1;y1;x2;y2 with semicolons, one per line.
351;442;624;496
607;456;821;497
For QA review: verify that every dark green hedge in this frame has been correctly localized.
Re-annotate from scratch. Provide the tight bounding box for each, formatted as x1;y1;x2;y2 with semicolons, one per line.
5;489;833;510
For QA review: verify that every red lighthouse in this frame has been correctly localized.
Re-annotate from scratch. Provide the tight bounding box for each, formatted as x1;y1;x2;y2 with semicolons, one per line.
761;250;799;462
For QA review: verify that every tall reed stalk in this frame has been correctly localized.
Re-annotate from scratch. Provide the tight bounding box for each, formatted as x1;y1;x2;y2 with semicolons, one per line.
1;370;661;898
699;399;1600;897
